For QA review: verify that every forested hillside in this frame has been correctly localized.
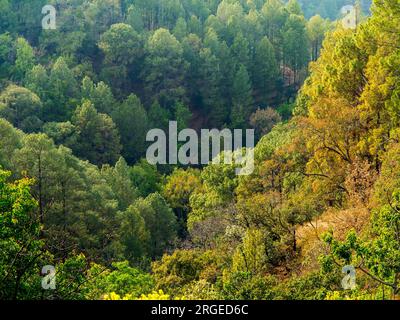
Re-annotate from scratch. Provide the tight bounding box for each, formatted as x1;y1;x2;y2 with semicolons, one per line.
1;0;399;301
0;0;335;166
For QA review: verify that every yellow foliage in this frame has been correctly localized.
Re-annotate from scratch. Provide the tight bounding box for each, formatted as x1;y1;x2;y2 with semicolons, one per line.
102;290;186;300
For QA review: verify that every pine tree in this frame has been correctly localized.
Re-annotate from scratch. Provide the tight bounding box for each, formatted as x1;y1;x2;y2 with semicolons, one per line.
112;94;148;164
47;57;78;122
282;14;309;83
72;100;121;165
81;77;117;115
173;17;188;40
231;64;253;128
198;48;226;127
142;28;187;109
14;37;35;82
252;36;279;106
174;101;192;131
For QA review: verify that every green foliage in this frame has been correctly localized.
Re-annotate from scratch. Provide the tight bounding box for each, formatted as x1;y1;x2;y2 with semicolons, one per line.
0;119;23;168
163;168;202;237
282;14;309;80
47;57;78;122
152;249;220;294
5;0;397;303
72;100;121;165
117;204;150;264
99;23;142;92
232;229;269;274
112;94;148;164
52;254;90;300
0;168;43;300
222;272;278;300
273;272;337;300
85;261;154;299
143;28;187;109
137;193;178;259
231;64;253;128
307;15;331;61
42;121;78;148
148;100;170;130
101;157;139;211
99;24;142;66
14;37;35;82
188;159;239;230
252;36;279;105
81;77;116;115
130;159;162;198
0;85;43;133
174;101;192;131
323;189;400;297
0;32;14;78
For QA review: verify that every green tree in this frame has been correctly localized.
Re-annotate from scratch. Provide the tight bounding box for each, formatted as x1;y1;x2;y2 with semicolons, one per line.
252;37;279;106
13;37;35;81
231;64;253;128
99;23;142;93
126;5;145;32
173;17;188;40
24;64;49;101
13;133;61;225
174;101;192;131
82;0;122;46
130;160;162;198
163;168;202;237
261;0;288;54
286;0;303;15
85;261;154;299
307;15;330;61
188;15;203;36
101;157;139;211
0;32;13;78
47;57;79;122
282;14;309;83
42;121;78;149
148;100;170;131
232;229;268;274
81;77;117;115
142;28;187;109
72;100;121;166
0;85;43;133
0;119;23;169
136;193;178;258
112;94;148;164
198;47;226;127
117;206;150;264
230;32;250;68
99;23;142;66
0;169;44;300
152;249;218;293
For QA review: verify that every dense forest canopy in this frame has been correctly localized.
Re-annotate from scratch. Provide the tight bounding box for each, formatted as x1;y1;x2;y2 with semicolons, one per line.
1;0;400;301
0;0;328;144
